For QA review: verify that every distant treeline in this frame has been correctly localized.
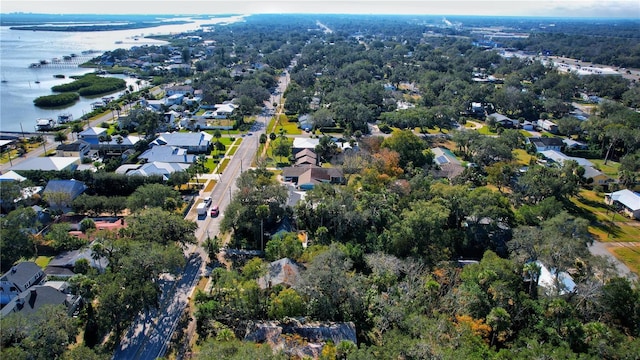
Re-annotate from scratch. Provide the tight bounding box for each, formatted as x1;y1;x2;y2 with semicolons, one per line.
505;32;640;68
9;20;191;32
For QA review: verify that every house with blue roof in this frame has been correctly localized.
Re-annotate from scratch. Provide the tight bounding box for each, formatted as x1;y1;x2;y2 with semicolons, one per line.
78;127;107;145
43;179;87;210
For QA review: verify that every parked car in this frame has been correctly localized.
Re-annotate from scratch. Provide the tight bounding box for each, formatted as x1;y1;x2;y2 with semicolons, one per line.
210;206;219;217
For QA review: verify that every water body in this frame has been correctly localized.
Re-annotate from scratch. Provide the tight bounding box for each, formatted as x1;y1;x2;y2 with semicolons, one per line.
0;15;245;133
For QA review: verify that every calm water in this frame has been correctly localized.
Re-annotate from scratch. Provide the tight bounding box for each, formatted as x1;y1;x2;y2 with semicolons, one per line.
0;15;245;132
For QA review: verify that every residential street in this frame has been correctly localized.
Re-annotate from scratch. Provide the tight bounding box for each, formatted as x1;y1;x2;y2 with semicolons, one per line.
112;68;288;360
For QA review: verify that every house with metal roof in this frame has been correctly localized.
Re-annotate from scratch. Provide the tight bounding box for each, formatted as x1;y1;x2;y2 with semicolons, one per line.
118;161;190;181
9;157;80;172
539;150;594;167
78;127;108;145
605;189;640;220
139;145;197;163
43;179;87;210
150;131;212;153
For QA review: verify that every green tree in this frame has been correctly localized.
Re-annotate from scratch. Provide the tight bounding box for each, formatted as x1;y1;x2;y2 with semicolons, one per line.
268;288;306;319
381;130;429;168
54;130;67;144
46;223;87;251
0;207;36;270
126;183;182;211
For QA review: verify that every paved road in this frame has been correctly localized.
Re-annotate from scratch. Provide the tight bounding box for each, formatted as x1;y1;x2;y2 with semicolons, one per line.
112;66;290;360
588;241;638;281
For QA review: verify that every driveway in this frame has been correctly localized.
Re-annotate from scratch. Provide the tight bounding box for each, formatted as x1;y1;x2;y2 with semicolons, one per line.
588;241;638;280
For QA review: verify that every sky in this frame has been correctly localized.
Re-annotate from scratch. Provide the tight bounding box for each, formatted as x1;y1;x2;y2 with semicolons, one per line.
1;0;639;18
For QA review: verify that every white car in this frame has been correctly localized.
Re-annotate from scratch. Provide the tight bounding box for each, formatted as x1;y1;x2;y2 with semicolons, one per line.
203;197;212;207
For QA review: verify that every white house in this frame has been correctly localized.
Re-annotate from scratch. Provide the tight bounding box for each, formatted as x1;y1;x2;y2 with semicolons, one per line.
605;189;640;220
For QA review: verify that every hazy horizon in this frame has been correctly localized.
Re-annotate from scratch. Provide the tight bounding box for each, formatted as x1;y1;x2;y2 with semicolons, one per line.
2;0;639;19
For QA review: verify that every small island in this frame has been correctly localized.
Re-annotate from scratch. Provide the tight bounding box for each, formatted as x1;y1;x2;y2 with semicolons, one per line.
33;74;126;107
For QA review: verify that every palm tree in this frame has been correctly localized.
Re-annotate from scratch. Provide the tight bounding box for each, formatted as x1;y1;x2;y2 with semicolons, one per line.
71;123;84;141
54;131;67;145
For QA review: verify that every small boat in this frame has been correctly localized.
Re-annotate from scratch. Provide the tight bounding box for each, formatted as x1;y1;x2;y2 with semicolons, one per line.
29;63;41;68
57;113;73;124
115;40;123;44
63;55;72;61
39;59;49;65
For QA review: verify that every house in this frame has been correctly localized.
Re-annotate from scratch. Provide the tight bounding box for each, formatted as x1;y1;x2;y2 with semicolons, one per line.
582;166;612;186
166;93;184;106
488;113;518;128
536;119;559;133
139;145;197;163
563;138;588;150
43;179;87;210
521;121;535;131
539;150;593;167
257;258;304;289
528;137;564;152
78;127;108;145
0;262;45;293
431;147;465;180
282;166;345;190
56;140;91;159
531;260;576;296
0;170;27;182
151;132;212;153
0;285;81;318
294;149;317;166
605;189;640;220
201;102;238;119
298;114;314;132
117;161;190;180
98;135;141;153
165;85;194;96
46;248;108;276
35;118;56;131
9;157;80;172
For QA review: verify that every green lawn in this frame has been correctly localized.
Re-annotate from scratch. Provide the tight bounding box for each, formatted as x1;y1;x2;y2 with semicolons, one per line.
569;189;640;243
611;246;640;275
478;126;497;135
513;149;534;166
227;146;239;156
519;130;533;137
590;159;620;177
217;158;230;174
35;256;52;268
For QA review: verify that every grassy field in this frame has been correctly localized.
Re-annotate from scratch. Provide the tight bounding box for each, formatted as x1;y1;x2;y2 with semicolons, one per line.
590;159;620;177
569;189;640;243
610;246;640;275
478;126;498;135
568;188;640;275
271;114;302;135
203;180;216;192
513;149;534;166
